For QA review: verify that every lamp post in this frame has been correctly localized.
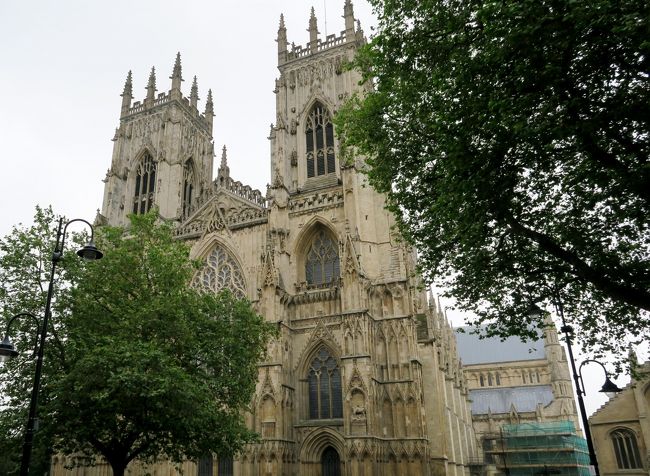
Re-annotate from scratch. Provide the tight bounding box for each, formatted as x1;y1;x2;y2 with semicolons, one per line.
530;297;622;476
0;217;102;476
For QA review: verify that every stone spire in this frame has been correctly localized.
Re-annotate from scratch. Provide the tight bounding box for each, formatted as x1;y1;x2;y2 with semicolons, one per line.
308;7;319;53
344;0;355;41
190;76;199;108
217;145;230;181
170;52;183;89
120;70;133;116
145;67;157;107
277;14;288;64
204;89;214;133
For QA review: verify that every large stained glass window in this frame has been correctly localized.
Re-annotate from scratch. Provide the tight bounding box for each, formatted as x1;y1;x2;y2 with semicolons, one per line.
308;348;342;419
193;245;246;299
133;152;156;214
306;103;335;178
305;230;339;286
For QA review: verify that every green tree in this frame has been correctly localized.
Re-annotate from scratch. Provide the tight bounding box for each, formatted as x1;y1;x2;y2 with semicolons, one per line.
337;0;649;357
0;209;274;475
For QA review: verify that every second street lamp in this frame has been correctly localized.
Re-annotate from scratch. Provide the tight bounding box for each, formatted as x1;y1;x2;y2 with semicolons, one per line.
531;297;623;476
0;217;103;476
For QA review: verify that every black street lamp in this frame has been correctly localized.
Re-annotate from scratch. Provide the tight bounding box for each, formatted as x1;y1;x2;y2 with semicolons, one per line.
0;217;102;476
530;298;622;476
578;360;623;398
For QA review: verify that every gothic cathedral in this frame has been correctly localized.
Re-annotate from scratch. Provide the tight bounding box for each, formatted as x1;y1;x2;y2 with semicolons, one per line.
89;2;478;475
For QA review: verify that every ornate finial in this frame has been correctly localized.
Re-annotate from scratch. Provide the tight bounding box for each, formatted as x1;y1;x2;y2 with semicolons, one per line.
218;145;230;179
221;145;228;167
171;52;183;81
277;13;288;61
122;70;133;98
204;89;214;115
308;6;319;51
190;76;199;108
146;67;157;103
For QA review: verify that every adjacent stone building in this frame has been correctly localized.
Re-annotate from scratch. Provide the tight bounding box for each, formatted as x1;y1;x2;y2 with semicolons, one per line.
590;360;650;475
455;323;582;454
53;2;480;475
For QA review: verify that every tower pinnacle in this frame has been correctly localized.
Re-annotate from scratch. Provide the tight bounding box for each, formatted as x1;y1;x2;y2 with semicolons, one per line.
277;14;288;64
344;0;355;41
204;89;214;133
190;76;199;108
217;145;230;182
120;70;133;116
308;7;319;53
170;52;183;94
145;67;157;107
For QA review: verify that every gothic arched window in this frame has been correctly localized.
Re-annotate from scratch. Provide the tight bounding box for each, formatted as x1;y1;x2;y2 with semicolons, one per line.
306;230;340;286
308;347;343;419
611;429;642;469
193;245;246;299
182;159;195;217
133;152;156;214
217;455;234;476
305;103;335;178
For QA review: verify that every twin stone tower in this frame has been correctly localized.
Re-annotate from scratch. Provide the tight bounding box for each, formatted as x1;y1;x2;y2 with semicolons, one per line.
94;2;479;475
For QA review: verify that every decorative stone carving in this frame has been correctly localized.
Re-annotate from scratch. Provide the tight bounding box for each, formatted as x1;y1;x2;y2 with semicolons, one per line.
192;244;246;299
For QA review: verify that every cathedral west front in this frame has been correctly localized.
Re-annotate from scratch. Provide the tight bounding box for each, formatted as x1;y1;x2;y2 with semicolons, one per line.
52;2;480;474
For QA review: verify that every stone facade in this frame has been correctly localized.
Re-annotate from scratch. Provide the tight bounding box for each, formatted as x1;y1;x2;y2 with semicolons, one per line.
52;2;479;475
590;361;650;475
455;322;582;460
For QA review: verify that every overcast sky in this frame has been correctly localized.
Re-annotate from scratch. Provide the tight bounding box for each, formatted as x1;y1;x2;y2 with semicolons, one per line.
0;0;634;416
0;0;377;238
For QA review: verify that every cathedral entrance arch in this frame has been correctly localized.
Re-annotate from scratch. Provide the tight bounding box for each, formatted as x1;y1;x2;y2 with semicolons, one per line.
322;446;341;476
299;428;345;476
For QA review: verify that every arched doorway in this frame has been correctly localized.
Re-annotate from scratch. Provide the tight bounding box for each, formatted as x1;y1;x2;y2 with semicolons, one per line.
322;446;341;476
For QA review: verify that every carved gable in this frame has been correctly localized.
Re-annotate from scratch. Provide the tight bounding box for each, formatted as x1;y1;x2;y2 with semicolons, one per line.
174;189;267;238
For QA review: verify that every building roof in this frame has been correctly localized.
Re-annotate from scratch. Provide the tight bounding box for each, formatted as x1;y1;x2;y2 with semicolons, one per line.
455;327;546;365
469;385;554;414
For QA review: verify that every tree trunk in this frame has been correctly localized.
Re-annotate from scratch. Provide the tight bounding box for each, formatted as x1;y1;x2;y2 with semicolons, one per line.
109;462;126;476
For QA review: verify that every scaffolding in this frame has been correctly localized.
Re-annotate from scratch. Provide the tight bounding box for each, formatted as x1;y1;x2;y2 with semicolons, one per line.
484;421;591;476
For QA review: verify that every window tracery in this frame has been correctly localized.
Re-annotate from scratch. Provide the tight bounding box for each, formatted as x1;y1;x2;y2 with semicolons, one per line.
308;347;343;419
305;103;335;178
611;429;642;469
193;245;246;299
305;230;340;286
182;160;195;217
133;152;156;214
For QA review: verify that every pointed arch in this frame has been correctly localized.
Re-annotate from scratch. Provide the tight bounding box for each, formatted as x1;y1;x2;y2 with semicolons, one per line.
304;100;336;178
304;345;343;420
132;149;157;214
299;427;345;465
610;427;642;469
191;237;247;299
182;157;197;217
294;217;340;287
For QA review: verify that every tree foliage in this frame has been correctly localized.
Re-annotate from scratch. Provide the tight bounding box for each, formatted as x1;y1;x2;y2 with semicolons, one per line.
0;209;273;475
336;0;650;358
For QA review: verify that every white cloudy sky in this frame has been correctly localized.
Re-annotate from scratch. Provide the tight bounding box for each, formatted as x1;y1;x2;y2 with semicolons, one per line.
0;0;632;415
0;0;376;237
